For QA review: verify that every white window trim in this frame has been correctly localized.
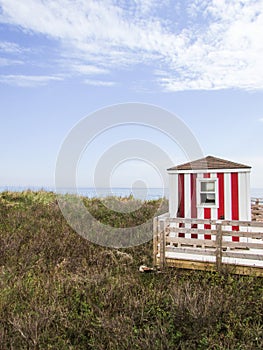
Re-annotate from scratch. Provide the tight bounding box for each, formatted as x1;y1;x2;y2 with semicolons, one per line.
196;178;219;208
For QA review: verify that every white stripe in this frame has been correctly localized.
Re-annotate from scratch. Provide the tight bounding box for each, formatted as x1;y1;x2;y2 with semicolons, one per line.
224;173;232;240
169;174;178;218
184;174;191;238
238;172;251;241
183;174;191;237
210;173;217;236
224;173;231;220
184;174;191;219
247;172;251;221
238;172;248;221
197;173;204;231
210;173;218;223
168;168;251;174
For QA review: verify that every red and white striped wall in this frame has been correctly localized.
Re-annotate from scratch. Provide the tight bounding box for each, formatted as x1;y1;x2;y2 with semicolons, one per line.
168;169;251;240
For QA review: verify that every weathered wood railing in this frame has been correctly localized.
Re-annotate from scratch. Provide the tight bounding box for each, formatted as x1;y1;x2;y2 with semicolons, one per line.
153;215;263;276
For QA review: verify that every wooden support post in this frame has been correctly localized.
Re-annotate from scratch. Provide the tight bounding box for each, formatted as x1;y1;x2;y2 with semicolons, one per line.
216;222;223;272
159;219;166;269
153;217;158;266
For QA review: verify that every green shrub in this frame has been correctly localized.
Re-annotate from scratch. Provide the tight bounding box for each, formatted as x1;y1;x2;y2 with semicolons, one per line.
0;191;262;349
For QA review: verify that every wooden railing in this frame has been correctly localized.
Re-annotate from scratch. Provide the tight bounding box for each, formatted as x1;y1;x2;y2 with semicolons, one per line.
153;215;263;275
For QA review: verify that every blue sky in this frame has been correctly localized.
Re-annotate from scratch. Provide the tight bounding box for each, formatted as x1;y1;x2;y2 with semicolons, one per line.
0;0;263;189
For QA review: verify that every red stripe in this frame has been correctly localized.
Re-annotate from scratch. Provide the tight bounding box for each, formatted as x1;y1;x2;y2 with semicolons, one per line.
231;173;239;239
203;173;211;238
217;173;225;220
178;174;185;237
191;173;197;218
178;174;184;218
190;174;197;236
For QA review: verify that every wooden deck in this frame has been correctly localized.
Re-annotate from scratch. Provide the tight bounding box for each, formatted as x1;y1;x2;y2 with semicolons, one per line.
153;204;263;276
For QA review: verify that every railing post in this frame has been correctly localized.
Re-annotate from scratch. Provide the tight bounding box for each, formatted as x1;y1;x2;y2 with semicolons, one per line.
153;217;158;266
159;219;166;269
216;221;223;272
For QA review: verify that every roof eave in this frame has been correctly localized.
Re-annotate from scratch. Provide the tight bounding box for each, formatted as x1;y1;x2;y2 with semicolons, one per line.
167;167;251;174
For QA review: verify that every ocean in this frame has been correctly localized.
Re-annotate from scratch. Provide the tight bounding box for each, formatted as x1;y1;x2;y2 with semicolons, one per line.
250;188;263;200
1;186;263;201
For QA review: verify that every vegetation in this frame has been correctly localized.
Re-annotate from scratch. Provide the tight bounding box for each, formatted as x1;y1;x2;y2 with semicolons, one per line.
0;191;262;349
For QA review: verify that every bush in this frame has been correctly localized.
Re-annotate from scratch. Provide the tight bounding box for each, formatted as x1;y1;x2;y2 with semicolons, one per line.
0;191;262;349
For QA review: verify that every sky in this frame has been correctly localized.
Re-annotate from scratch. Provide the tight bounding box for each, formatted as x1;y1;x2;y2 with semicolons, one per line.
0;0;263;189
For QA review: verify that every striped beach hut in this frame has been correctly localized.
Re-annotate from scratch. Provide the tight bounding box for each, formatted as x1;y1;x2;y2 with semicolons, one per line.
167;156;251;241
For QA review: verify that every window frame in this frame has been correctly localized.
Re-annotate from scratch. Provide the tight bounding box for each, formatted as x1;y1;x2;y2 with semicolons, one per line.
196;178;219;208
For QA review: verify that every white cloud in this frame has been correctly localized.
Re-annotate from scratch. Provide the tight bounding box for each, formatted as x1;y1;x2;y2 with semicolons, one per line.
0;41;26;66
0;0;263;91
0;74;63;87
71;64;109;75
0;41;23;53
157;0;263;91
83;79;116;87
0;57;23;66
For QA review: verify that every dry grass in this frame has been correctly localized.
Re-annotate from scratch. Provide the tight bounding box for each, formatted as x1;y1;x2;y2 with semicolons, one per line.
0;191;262;349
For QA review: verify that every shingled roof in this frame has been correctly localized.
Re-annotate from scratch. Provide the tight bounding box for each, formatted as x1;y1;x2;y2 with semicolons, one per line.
168;156;251;171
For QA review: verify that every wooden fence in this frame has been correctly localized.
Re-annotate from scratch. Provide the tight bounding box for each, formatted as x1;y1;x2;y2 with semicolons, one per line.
153;214;263;276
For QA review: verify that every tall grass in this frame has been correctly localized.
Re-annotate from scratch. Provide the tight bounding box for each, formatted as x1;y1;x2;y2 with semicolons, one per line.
0;191;262;349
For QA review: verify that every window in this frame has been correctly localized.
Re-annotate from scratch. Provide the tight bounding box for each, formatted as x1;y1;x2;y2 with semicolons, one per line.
197;178;218;207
